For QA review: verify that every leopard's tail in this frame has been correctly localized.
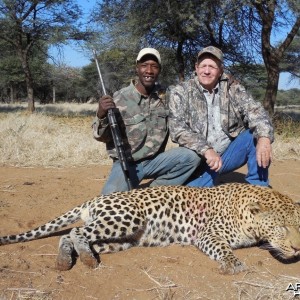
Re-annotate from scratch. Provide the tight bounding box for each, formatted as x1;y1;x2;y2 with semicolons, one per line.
0;201;90;245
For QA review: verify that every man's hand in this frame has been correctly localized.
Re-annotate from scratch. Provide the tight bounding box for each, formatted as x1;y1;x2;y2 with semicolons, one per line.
204;148;222;172
97;95;116;119
256;137;272;168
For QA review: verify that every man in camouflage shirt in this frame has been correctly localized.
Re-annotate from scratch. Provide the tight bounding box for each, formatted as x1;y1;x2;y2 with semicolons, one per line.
93;48;200;194
168;46;274;187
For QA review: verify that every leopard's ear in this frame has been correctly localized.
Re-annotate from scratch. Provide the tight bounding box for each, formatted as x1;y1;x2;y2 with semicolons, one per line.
293;200;300;206
247;201;268;215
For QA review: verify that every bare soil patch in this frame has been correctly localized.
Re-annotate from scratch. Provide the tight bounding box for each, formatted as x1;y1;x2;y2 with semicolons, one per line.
0;160;299;300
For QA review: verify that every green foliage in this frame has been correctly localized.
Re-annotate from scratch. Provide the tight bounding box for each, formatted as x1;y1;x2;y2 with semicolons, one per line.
228;63;268;103
0;0;85;110
0;39;25;101
0;0;299;107
92;0;254;81
45;65;87;103
90;0;300;114
280;33;300;79
0;38;51;102
93;48;136;94
276;88;300;106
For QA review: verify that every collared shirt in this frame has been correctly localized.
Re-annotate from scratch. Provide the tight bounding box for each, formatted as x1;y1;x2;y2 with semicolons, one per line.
92;80;169;161
202;84;231;154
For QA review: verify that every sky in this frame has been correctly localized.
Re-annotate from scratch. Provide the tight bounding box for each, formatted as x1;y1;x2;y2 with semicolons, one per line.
49;0;300;90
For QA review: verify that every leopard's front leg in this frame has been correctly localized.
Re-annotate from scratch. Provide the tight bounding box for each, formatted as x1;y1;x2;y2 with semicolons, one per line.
195;229;248;275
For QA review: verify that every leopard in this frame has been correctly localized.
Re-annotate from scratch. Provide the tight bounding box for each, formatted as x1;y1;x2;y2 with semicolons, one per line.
0;183;300;275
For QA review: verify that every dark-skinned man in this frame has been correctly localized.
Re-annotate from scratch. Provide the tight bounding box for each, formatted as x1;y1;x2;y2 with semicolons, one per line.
93;48;200;194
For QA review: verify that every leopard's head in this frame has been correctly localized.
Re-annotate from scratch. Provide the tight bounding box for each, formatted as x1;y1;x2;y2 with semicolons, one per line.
248;191;300;260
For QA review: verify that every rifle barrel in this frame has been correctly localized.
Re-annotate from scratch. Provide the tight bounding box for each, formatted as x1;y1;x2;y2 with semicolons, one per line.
93;49;107;95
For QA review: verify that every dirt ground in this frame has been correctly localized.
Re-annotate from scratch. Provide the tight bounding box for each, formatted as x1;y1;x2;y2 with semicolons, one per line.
0;160;299;300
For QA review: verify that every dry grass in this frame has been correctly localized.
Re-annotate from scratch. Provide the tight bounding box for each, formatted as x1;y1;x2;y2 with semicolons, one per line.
272;113;300;161
273;135;300;161
2;288;53;300
0;105;110;168
233;268;298;300
0;102;98;117
0;103;299;168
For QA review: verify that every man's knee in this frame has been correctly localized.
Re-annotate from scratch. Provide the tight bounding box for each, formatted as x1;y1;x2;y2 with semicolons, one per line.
177;147;201;165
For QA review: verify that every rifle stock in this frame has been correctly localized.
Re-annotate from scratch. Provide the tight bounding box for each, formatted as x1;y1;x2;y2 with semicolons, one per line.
93;50;133;190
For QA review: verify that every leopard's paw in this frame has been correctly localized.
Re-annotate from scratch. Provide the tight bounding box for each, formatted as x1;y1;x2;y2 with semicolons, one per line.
219;259;248;275
79;251;99;269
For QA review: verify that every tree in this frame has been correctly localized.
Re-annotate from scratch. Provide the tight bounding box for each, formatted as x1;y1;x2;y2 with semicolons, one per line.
230;63;268;102
281;31;300;80
0;39;26;102
251;0;300;115
0;0;82;112
93;0;300;114
93;0;252;82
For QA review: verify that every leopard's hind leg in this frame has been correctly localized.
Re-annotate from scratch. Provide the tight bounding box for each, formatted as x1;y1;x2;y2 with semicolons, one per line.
56;227;99;271
69;227;100;269
57;217;146;270
56;234;76;271
92;222;147;254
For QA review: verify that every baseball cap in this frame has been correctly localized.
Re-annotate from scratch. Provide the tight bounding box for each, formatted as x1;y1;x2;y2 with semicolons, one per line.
197;46;223;62
136;48;161;65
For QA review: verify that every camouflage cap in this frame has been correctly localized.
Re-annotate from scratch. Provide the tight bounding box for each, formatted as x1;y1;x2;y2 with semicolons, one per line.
136;48;161;65
197;46;223;62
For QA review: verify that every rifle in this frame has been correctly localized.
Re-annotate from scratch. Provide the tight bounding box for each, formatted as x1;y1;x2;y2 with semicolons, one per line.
93;50;133;190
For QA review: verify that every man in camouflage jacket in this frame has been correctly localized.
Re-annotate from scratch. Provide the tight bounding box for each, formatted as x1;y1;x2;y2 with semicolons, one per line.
93;48;200;194
168;46;274;187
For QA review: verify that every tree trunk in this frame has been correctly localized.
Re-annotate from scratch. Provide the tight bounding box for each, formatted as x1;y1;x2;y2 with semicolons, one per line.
52;85;56;104
176;41;185;82
9;84;15;103
253;0;300;116
21;55;35;112
263;66;279;116
27;85;35;112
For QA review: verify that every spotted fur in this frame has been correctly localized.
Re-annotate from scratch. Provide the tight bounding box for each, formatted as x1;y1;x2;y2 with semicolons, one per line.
1;183;300;274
